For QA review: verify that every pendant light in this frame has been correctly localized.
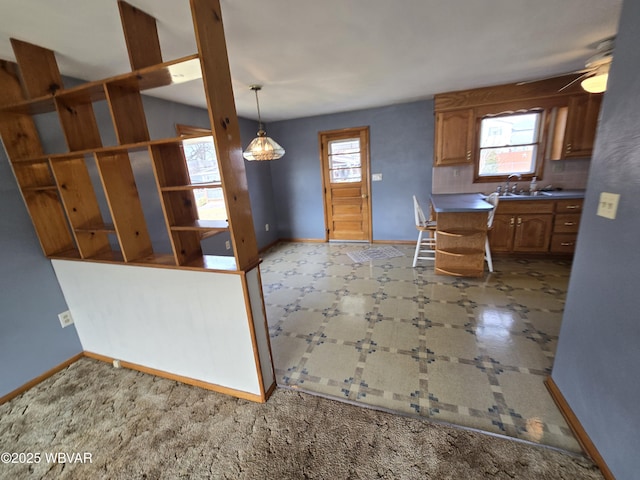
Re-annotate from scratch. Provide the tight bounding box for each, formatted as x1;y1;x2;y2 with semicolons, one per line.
242;85;285;161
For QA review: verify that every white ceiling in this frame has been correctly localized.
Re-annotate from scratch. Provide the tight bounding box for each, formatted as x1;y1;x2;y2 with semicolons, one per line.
0;0;623;122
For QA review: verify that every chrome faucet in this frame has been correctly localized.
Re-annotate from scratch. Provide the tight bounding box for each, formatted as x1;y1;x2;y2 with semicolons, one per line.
504;174;522;194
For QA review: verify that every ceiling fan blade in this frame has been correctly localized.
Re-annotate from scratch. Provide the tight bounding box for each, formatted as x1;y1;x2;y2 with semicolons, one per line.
558;71;593;91
516;68;589;86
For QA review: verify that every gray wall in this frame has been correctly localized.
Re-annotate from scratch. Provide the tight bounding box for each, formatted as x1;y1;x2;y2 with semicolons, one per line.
551;1;639;477
267;100;434;241
0;150;82;398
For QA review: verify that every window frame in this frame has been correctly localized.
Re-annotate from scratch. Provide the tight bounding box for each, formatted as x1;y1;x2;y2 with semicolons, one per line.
472;99;554;184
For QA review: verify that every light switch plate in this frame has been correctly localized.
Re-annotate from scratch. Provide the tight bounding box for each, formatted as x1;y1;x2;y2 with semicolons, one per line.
597;192;620;219
372;173;382;181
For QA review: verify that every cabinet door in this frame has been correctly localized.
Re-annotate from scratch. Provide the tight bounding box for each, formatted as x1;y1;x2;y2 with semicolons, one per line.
563;94;603;159
513;214;552;252
488;214;514;253
434;109;474;166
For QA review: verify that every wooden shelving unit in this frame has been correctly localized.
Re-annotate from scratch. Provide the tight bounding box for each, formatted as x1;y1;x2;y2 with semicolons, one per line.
0;0;259;272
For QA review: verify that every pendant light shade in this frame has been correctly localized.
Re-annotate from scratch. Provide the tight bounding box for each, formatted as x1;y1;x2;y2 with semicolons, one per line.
243;85;285;161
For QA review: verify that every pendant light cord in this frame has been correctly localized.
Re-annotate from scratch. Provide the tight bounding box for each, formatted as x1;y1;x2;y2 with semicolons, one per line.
251;85;264;131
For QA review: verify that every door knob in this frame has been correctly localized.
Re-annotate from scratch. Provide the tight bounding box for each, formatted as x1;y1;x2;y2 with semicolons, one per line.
362;193;368;199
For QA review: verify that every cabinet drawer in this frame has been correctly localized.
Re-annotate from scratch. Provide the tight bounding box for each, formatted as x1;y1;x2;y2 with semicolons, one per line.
555;199;583;212
495;200;555;215
550;234;577;253
554;214;581;233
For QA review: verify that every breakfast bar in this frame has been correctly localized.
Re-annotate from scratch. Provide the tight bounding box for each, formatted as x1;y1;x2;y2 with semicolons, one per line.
430;194;494;277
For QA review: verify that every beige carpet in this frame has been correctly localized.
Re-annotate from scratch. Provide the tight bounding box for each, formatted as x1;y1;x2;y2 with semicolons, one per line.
0;358;602;479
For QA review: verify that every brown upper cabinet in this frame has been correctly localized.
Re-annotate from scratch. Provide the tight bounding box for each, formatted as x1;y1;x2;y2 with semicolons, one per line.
433;77;603;168
434;109;475;166
551;93;603;160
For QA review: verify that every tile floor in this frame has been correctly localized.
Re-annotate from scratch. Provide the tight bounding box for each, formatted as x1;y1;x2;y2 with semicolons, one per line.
260;242;581;453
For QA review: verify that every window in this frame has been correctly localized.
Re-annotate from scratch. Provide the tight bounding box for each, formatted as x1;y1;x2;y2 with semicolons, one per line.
176;124;227;221
327;138;362;183
477;111;542;179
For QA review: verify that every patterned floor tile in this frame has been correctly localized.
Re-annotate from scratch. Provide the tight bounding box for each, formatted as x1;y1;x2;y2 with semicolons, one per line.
260;242;581;454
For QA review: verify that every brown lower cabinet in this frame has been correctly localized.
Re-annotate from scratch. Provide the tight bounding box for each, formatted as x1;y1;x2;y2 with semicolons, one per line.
488;199;583;254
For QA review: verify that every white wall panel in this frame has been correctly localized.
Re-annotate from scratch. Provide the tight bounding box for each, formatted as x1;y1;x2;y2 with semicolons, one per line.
52;260;261;395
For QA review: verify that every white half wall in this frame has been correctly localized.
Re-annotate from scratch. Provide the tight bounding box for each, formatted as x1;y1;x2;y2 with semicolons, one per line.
52;260;267;396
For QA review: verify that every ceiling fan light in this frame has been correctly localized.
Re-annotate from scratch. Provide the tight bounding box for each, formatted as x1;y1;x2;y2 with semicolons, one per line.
581;73;609;93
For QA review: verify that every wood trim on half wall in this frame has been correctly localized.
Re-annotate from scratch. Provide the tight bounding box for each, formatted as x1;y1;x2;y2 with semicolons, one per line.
84;351;268;403
545;377;614;480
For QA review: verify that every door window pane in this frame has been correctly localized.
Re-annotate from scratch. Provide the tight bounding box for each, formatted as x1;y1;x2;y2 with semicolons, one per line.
328;138;362;183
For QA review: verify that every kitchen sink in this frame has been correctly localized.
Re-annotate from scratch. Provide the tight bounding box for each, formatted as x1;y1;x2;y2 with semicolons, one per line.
500;190;552;198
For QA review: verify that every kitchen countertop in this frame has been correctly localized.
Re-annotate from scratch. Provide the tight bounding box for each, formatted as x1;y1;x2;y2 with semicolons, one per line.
430;193;495;213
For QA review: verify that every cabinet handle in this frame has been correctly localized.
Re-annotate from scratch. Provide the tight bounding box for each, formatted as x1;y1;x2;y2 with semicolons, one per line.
563;222;576;226
466;150;471;160
517;217;522;226
560;242;575;246
566;143;572;153
565;205;579;210
510;217;515;226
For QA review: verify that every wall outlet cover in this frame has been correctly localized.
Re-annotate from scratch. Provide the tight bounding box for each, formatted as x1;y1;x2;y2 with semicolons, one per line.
58;310;74;328
597;192;620;220
372;173;382;181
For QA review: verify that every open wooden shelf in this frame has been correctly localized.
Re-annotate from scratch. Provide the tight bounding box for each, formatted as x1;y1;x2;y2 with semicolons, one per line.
170;219;229;232
436;248;485;256
435;267;484;277
436;229;485;238
0;0;258;272
0;54;201;116
161;182;223;192
74;223;116;234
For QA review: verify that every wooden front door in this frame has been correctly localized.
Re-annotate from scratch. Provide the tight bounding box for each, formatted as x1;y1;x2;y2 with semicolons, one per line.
320;127;371;241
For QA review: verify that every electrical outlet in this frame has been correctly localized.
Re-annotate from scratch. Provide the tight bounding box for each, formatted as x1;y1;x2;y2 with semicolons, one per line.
265;223;270;231
453;168;460;177
58;310;73;328
372;173;383;181
597;192;620;220
225;240;231;250
112;359;121;369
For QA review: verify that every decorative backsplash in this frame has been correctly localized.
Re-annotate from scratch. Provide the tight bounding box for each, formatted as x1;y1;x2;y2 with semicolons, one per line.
432;157;591;194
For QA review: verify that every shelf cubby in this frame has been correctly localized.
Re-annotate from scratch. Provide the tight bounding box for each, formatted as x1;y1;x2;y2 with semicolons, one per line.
105;79;150;145
94;151;154;262
54;93;102;152
50;155;111;259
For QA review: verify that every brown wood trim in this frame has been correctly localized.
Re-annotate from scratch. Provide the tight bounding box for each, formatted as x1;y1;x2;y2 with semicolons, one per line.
175;124;211;136
279;238;326;243
434;75;584;111
255;266;276;395
0;352;83;405
545;377;614;480
258;238;281;253
264;379;277;401
372;240;414;245
84;351;267;403
239;271;267;401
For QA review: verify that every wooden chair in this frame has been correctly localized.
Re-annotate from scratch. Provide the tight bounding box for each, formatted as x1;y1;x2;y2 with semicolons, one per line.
484;193;499;272
412;195;437;267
